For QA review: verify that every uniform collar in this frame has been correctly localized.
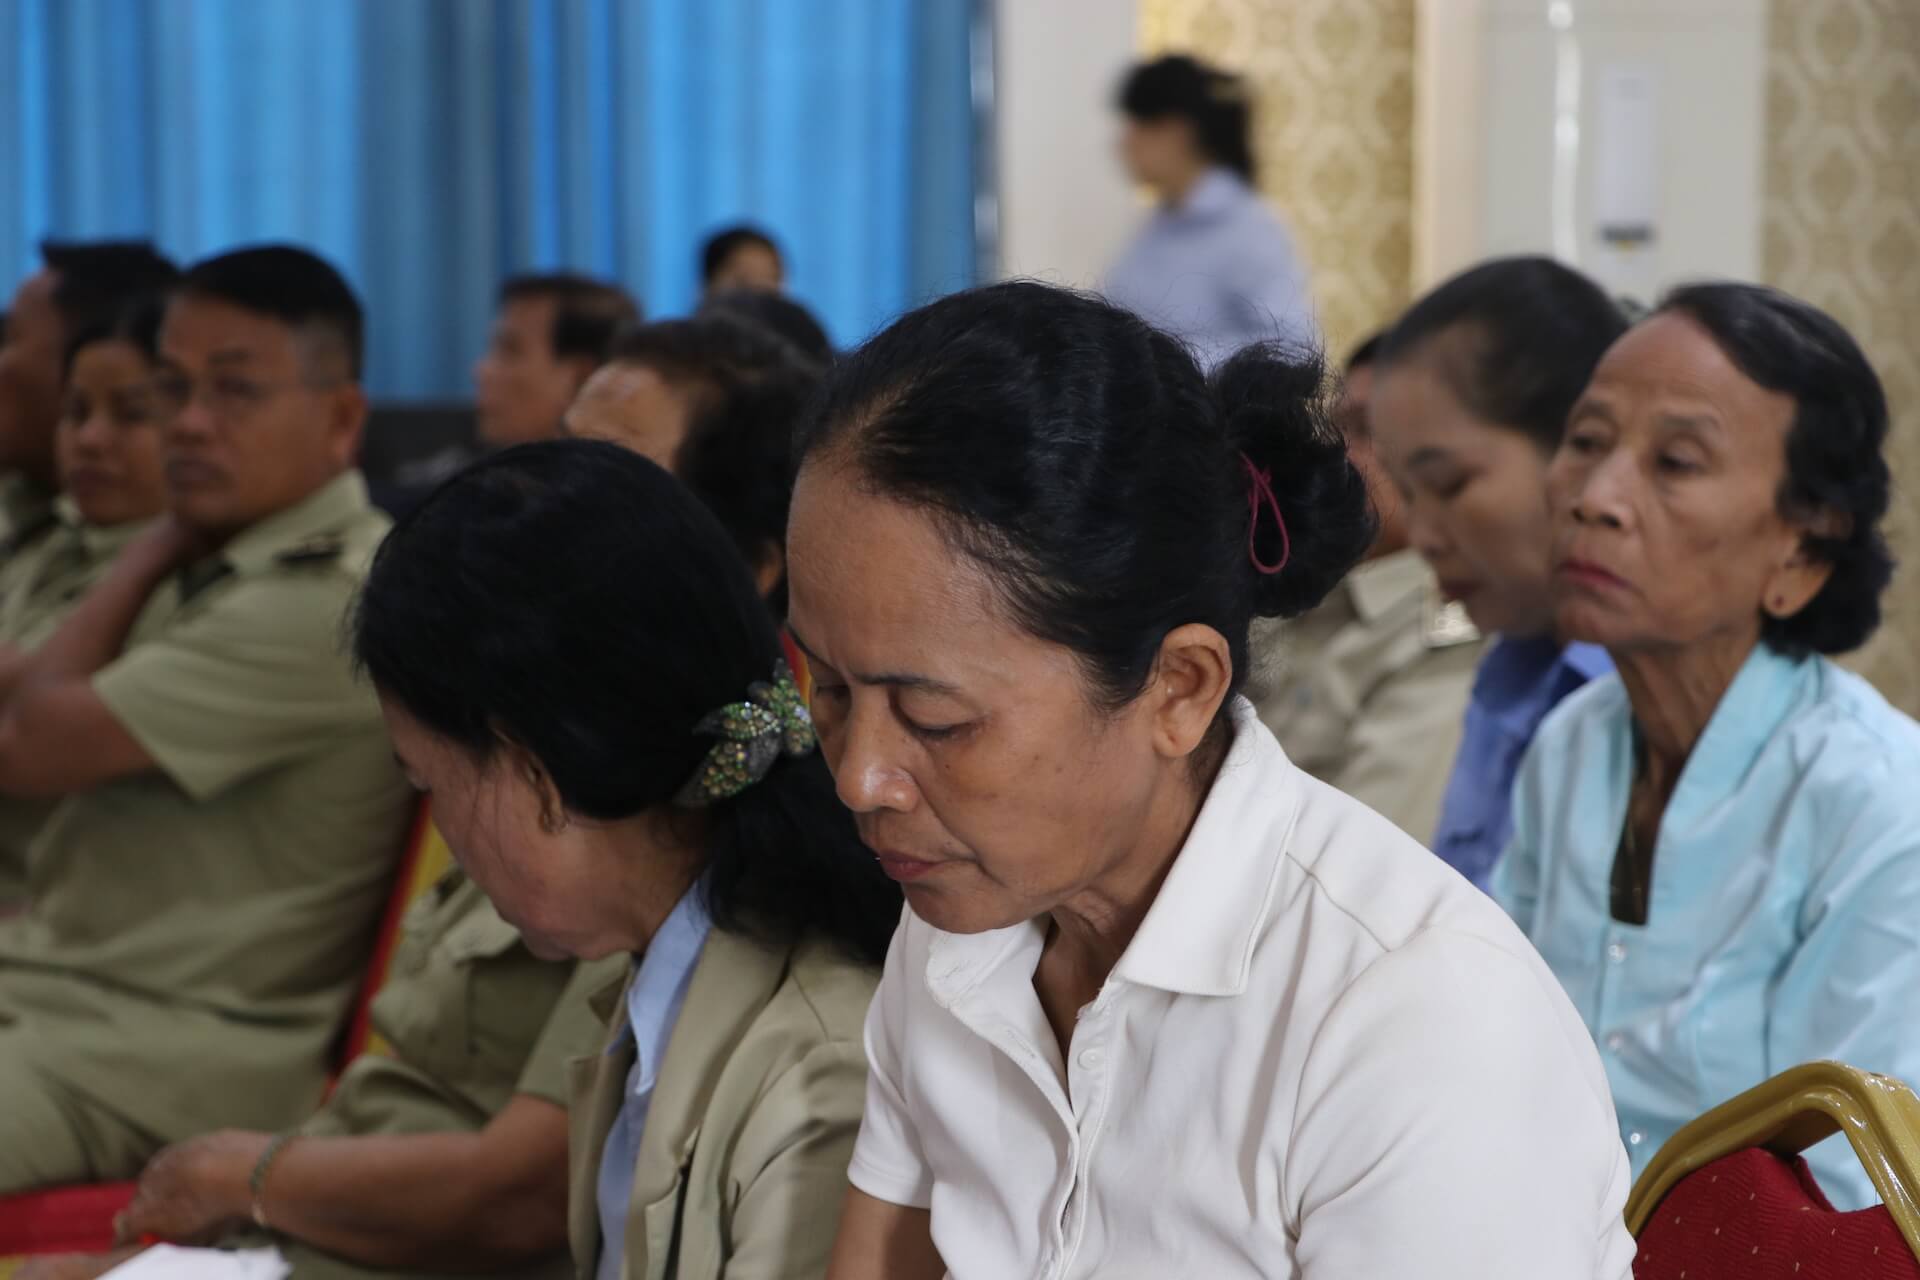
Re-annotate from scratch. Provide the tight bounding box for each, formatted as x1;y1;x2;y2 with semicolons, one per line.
1345;547;1431;623
54;496;153;562
192;470;371;580
924;699;1300;1003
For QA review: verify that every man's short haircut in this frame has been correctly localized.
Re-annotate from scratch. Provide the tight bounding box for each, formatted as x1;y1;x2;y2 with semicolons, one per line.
39;240;180;340
498;274;641;365
175;244;365;380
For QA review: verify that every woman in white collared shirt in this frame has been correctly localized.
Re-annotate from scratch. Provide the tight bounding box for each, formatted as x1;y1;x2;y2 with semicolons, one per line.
787;282;1635;1279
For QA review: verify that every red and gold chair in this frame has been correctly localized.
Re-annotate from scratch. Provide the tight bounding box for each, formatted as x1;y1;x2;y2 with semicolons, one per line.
1629;1061;1920;1279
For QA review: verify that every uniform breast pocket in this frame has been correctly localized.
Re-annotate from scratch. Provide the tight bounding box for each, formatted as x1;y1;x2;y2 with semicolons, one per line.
440;909;573;1096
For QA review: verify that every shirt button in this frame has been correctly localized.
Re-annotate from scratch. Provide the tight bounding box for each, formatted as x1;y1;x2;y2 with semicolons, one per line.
1606;1032;1626;1052
1628;1130;1645;1147
1077;1046;1105;1070
1607;940;1628;964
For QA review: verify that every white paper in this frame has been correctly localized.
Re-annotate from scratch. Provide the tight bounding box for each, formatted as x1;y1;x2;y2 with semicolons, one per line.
102;1244;290;1280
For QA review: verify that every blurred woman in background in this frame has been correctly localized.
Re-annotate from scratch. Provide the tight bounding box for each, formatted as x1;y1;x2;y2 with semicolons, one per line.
1368;257;1627;888
1497;283;1920;1208
1104;54;1314;369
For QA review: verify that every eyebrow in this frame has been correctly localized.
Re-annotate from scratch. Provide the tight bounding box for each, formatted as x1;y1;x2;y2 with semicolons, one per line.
206;349;259;367
1405;446;1458;471
1654;411;1724;438
785;627;965;695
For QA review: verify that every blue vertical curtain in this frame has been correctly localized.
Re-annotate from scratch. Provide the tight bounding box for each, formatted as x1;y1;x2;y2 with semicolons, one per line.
0;0;979;397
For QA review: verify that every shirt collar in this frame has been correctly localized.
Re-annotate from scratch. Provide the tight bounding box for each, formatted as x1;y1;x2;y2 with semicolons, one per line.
203;470;372;579
53;496;153;562
1345;547;1430;622
1661;643;1812;823
1165;167;1249;223
618;883;715;1088
923;699;1299;1004
1473;633;1611;730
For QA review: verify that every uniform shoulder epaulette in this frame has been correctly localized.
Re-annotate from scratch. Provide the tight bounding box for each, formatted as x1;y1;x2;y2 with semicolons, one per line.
1421;586;1481;650
276;533;347;568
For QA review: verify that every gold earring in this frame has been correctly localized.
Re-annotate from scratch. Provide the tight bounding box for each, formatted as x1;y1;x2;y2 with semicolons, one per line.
538;802;568;836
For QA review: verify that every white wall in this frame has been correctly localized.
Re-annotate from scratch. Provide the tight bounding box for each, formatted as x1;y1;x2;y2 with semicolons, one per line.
1418;0;1767;298
992;0;1141;288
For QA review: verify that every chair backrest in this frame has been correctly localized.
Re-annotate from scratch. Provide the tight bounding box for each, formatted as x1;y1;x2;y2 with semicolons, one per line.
336;797;449;1065
1628;1061;1920;1278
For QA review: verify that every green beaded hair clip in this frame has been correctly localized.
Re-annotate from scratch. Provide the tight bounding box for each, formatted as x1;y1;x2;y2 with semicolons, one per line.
673;661;818;808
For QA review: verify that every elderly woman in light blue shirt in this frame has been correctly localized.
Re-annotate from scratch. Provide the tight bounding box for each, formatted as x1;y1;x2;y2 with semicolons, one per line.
1495;282;1920;1209
1104;55;1314;367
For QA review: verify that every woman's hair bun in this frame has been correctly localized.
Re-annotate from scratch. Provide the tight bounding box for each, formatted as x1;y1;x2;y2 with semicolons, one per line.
1211;342;1377;621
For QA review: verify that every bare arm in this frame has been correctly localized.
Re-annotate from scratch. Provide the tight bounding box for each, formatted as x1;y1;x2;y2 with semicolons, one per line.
826;1188;944;1280
116;1096;571;1271
0;521;195;796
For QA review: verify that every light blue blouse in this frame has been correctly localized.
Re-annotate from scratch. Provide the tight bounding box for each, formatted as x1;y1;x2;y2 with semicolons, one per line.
595;885;714;1280
1494;643;1920;1209
1103;168;1315;370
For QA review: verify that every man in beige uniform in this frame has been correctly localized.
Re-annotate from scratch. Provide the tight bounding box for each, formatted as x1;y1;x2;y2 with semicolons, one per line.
1247;335;1483;841
0;245;412;1192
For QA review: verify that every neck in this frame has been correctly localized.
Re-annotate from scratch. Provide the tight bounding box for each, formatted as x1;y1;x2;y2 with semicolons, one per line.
598;810;710;955
1160;161;1214;208
1046;747;1220;984
1614;627;1759;793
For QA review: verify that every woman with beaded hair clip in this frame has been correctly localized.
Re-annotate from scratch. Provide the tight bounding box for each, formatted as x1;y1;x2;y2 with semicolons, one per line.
352;439;899;1280
791;282;1637;1279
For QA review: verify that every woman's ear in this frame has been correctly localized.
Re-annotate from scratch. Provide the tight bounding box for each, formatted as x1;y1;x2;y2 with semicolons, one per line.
1145;623;1234;760
752;540;787;602
495;730;569;835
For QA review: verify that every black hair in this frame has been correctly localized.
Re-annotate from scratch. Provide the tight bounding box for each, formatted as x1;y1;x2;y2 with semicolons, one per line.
795;281;1374;741
176;244;365;380
700;287;835;365
700;225;784;286
1377;255;1628;451
61;293;171;379
498;273;640;365
1345;331;1384;372
353;439;899;965
1655;283;1895;658
1118;54;1256;183
39;240;178;342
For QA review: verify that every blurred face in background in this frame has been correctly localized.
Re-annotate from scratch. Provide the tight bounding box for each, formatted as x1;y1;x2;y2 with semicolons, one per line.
1335;362;1407;560
473;295;587;446
562;361;698;471
56;338;172;529
1370;343;1558;637
706;243;783;297
1119;115;1202;195
155;294;365;541
0;270;67;481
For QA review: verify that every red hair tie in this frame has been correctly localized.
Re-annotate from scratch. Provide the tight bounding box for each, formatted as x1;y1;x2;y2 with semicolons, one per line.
1239;452;1291;575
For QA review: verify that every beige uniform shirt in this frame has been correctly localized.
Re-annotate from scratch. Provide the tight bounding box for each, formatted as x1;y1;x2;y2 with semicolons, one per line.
1246;547;1484;842
263;868;624;1280
0;473;56;566
569;929;878;1280
0;502;150;902
0;471;413;1152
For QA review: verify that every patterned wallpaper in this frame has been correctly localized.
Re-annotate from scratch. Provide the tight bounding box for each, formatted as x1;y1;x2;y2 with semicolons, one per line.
1762;0;1920;712
1138;0;1417;362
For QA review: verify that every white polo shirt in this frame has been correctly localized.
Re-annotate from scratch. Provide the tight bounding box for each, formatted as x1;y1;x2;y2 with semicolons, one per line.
849;700;1636;1279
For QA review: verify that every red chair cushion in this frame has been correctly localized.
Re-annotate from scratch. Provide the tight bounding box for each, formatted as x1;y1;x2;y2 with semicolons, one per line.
1635;1148;1920;1279
0;1182;136;1254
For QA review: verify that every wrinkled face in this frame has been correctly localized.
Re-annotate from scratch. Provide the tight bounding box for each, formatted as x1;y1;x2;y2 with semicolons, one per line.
380;698;648;962
56;339;172;529
561;362;696;471
786;460;1171;935
0;270;67;477
473;297;584;446
154;296;361;540
706;243;783;296
1548;313;1825;655
1371;355;1558;635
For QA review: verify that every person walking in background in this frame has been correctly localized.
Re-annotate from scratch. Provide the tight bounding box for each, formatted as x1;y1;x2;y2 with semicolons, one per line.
1104;54;1314;368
